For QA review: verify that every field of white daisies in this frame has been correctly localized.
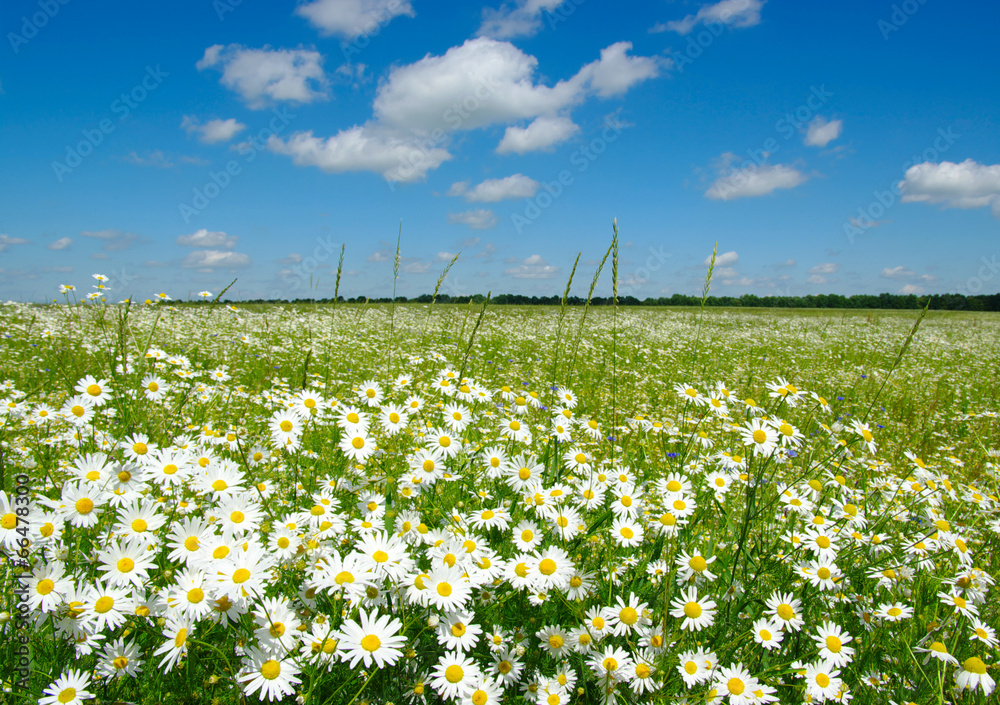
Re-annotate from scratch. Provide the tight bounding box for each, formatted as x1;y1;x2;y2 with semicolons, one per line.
1;277;999;705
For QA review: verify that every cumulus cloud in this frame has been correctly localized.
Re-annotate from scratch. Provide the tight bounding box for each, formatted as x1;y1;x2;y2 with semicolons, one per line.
47;237;73;251
900;284;925;295
177;229;238;249
809;262;839;275
496;116;579;154
478;0;565;39
705;158;807;200
181;116;247;144
899;159;1000;216
504;254;559;279
804;116;842;148
705;250;738;267
659;0;764;35
0;234;29;253
181;250;251;269
457;175;540;202
267;126;451;182
575;42;663;98
80;229;140;251
880;266;916;280
373;38;660;132
296;0;414;38
197;44;328;108
269;38;660;181
448;209;498;229
402;260;431;273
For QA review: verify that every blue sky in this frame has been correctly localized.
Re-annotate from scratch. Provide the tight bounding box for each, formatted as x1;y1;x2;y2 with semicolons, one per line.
1;0;998;302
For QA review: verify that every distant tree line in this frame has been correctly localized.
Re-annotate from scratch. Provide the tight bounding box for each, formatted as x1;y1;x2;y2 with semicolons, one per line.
216;292;1000;311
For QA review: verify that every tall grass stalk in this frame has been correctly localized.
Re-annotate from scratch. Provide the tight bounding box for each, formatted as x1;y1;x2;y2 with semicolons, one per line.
568;240;614;384
691;242;717;362
459;292;491;380
552;253;581;382
333;244;346;307
422;252;461;342
388;222;402;377
610;219;620;461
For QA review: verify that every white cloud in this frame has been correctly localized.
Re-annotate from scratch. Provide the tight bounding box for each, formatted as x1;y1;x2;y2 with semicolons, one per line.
181;250;251;269
48;237;73;251
296;0;414;39
575;42;663;99
177;229;238;249
705;160;807;200
122;150;174;168
497;116;579;154
807;274;828;285
276;253;303;265
197;44;328;108
0;234;29;253
373;38;659;132
804;116;842;148
880;265;916;280
662;0;764;35
705;250;738;266
80;229;139;251
775;258;796;267
402;261;431;274
267;126;451;182
436;251;459;261
459;174;539;202
504;253;559;279
808;262;839;275
478;0;564;39
181;116;247;144
899;159;1000;216
900;284;925;295
448;209;498;229
368;250;391;262
270;38;660;181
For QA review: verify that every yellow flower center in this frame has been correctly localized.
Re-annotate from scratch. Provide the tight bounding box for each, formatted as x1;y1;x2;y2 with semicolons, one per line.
445;665;464;683
684;602;702;619
233;568;251;584
94;596;114;613
964;657;987;675
75;498;94;515
260;659;281;680
538;558;557;575
117;558;134;573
